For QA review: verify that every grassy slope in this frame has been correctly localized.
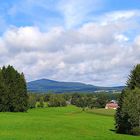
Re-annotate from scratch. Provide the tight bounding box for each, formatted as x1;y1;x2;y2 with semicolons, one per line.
0;106;139;140
86;108;116;116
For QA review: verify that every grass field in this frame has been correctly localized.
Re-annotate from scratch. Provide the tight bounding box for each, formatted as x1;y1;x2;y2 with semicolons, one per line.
0;106;139;140
87;108;116;116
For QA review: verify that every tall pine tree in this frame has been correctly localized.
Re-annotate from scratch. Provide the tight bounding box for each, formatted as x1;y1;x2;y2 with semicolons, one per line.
115;64;140;135
0;65;28;112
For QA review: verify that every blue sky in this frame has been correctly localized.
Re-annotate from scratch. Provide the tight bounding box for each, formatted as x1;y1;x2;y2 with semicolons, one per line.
0;0;140;86
1;0;140;30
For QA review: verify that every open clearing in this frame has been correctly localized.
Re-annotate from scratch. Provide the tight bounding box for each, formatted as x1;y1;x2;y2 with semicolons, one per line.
0;106;139;140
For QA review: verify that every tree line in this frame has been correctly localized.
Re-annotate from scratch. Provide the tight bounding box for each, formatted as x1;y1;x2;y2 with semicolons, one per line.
28;92;120;109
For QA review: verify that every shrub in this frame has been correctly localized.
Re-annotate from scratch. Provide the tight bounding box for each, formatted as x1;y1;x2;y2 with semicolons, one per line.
131;127;140;136
36;98;44;108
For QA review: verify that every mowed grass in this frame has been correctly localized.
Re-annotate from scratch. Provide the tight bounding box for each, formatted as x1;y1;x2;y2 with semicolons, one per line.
0;106;139;140
87;108;116;116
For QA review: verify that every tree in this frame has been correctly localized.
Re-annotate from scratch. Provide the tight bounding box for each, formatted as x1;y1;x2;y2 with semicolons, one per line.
0;69;9;111
71;93;81;105
87;97;97;109
39;97;44;108
28;94;36;108
96;93;108;108
44;94;51;102
115;64;140;135
79;96;88;111
115;89;132;134
48;94;67;107
127;65;140;89
0;65;28;112
72;95;88;111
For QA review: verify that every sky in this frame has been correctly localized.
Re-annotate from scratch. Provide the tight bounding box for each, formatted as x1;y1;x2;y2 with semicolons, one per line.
0;0;140;86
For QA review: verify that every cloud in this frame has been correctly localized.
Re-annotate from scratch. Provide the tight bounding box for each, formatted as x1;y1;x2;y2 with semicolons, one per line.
58;0;104;28
104;10;140;21
7;0;104;29
0;10;140;86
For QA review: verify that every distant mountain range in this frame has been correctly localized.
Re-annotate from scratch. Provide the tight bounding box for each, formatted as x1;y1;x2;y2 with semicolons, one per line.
27;79;125;93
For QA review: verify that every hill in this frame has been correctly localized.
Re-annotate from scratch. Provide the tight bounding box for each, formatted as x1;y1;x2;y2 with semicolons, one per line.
27;79;124;93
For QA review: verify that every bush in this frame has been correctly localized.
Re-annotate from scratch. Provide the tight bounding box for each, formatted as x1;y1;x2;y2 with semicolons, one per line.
36;98;44;108
36;102;40;108
36;102;44;108
131;127;140;136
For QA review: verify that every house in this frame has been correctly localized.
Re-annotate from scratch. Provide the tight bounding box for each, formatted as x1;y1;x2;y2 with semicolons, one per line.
105;100;118;109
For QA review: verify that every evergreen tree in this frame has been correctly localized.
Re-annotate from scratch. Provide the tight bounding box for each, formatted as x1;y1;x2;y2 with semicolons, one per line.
0;65;28;112
0;69;9;111
115;64;140;135
127;65;140;89
115;89;132;133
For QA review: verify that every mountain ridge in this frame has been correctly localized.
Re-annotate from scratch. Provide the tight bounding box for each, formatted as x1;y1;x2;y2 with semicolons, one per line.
27;78;124;93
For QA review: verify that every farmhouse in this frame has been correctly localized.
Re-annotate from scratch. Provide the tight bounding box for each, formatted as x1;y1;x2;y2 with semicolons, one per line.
105;100;118;109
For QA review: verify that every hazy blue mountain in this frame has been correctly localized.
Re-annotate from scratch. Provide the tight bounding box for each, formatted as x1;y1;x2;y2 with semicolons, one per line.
27;79;124;93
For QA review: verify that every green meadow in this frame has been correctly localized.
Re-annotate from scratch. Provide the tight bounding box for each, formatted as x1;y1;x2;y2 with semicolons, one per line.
0;106;139;140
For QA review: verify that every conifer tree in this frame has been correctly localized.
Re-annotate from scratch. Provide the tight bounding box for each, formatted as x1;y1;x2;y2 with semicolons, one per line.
115;64;140;135
0;65;28;112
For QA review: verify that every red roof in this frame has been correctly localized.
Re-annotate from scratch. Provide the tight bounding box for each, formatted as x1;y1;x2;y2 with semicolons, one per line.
105;102;118;109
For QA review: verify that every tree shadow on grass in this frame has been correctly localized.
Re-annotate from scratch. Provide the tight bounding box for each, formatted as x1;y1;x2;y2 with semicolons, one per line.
109;129;116;132
109;129;125;136
109;129;136;137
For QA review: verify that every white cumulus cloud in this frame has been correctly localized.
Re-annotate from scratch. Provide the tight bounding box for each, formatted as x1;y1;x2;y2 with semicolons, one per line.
0;10;140;86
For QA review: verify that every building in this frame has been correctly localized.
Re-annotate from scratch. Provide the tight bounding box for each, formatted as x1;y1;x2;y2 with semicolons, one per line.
105;100;118;109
